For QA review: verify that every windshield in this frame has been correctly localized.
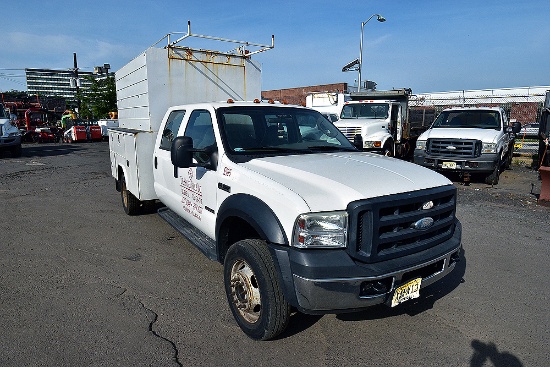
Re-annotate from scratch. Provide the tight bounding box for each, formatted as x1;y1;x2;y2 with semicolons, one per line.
432;110;501;130
217;106;356;156
340;103;389;119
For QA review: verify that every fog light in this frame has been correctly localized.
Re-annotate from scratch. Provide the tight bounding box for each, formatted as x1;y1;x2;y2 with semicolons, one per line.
450;250;461;266
360;278;392;297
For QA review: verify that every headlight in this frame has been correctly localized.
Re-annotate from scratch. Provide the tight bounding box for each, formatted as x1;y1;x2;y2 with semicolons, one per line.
416;140;426;151
364;141;382;149
292;211;348;248
481;143;497;154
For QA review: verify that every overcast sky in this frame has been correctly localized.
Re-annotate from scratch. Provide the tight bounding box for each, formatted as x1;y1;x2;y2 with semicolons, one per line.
1;0;549;94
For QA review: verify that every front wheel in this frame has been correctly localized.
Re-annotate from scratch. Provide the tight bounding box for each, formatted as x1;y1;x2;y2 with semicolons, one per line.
504;149;513;170
485;162;500;185
224;239;291;340
382;142;394;157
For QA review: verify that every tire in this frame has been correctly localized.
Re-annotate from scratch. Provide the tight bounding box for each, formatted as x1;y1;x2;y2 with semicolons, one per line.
382;142;394;157
504;149;513;170
120;174;141;215
485;162;500;185
224;239;291;340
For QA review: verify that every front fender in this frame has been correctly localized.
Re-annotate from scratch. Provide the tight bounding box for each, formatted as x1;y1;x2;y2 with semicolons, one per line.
216;194;288;246
363;131;392;146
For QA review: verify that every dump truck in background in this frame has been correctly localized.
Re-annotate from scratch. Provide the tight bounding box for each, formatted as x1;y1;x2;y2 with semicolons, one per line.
307;89;433;159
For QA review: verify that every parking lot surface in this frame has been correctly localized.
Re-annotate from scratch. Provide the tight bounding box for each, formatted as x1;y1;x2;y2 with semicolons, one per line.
1;142;548;367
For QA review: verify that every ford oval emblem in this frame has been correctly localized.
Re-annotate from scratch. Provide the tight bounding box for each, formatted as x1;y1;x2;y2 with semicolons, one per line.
446;146;457;150
411;217;434;230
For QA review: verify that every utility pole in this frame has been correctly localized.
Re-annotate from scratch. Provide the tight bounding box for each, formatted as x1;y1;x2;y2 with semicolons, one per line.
72;52;80;113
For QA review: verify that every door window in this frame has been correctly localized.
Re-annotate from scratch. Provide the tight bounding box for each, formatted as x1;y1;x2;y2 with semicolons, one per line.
160;110;186;150
184;110;216;164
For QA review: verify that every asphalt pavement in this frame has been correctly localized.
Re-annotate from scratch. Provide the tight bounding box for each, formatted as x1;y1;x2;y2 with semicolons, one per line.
1;142;548;367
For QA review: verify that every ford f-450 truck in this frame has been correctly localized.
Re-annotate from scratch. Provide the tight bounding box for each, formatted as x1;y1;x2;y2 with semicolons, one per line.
414;107;521;184
109;26;462;340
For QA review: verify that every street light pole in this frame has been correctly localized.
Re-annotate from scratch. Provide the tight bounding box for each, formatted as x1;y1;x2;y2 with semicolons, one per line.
358;14;386;92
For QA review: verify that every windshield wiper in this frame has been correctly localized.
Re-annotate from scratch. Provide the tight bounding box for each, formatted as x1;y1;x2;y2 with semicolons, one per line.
306;145;357;152
236;147;304;153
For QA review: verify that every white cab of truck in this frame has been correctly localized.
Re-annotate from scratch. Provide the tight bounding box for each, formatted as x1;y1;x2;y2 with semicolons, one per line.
322;89;426;159
109;25;462;341
414;107;521;184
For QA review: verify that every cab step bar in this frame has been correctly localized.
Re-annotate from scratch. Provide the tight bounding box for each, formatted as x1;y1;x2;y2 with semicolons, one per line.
158;207;218;261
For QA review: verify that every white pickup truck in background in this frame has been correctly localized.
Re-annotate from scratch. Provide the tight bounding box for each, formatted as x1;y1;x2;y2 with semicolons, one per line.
414;107;521;184
109;25;462;340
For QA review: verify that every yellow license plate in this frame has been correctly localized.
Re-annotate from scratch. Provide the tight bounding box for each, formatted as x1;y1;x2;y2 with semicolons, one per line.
391;278;421;307
442;161;457;169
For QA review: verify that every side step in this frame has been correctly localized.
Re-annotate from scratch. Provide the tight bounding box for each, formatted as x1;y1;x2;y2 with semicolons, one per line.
158;207;218;261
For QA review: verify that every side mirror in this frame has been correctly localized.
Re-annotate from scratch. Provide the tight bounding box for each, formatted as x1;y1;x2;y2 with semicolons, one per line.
509;122;522;134
170;136;217;177
171;136;194;174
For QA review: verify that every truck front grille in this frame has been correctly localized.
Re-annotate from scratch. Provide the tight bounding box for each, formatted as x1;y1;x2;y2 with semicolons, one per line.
337;126;362;141
347;186;456;263
427;138;481;158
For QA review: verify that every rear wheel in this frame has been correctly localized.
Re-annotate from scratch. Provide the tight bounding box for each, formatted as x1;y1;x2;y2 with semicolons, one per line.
120;174;141;215
224;239;291;340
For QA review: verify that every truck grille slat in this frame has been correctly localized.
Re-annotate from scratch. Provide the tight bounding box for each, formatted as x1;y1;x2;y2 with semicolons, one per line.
427;138;480;157
338;126;362;140
348;186;456;263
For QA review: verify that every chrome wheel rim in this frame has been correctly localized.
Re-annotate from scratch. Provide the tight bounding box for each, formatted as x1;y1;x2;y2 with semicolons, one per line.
230;259;261;323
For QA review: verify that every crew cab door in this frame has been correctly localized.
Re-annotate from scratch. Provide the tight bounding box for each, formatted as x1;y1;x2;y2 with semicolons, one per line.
154;109;187;207
154;108;218;239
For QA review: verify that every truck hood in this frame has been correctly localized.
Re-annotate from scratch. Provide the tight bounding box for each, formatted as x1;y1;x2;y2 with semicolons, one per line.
241;152;451;211
419;127;502;143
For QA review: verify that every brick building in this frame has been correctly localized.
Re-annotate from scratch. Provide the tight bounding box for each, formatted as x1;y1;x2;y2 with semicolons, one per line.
262;83;348;106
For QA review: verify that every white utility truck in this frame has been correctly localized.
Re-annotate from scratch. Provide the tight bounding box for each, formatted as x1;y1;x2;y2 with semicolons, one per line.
97;119;118;140
305;92;349;116
414;107;521;185
109;25;462;340
0;103;22;157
